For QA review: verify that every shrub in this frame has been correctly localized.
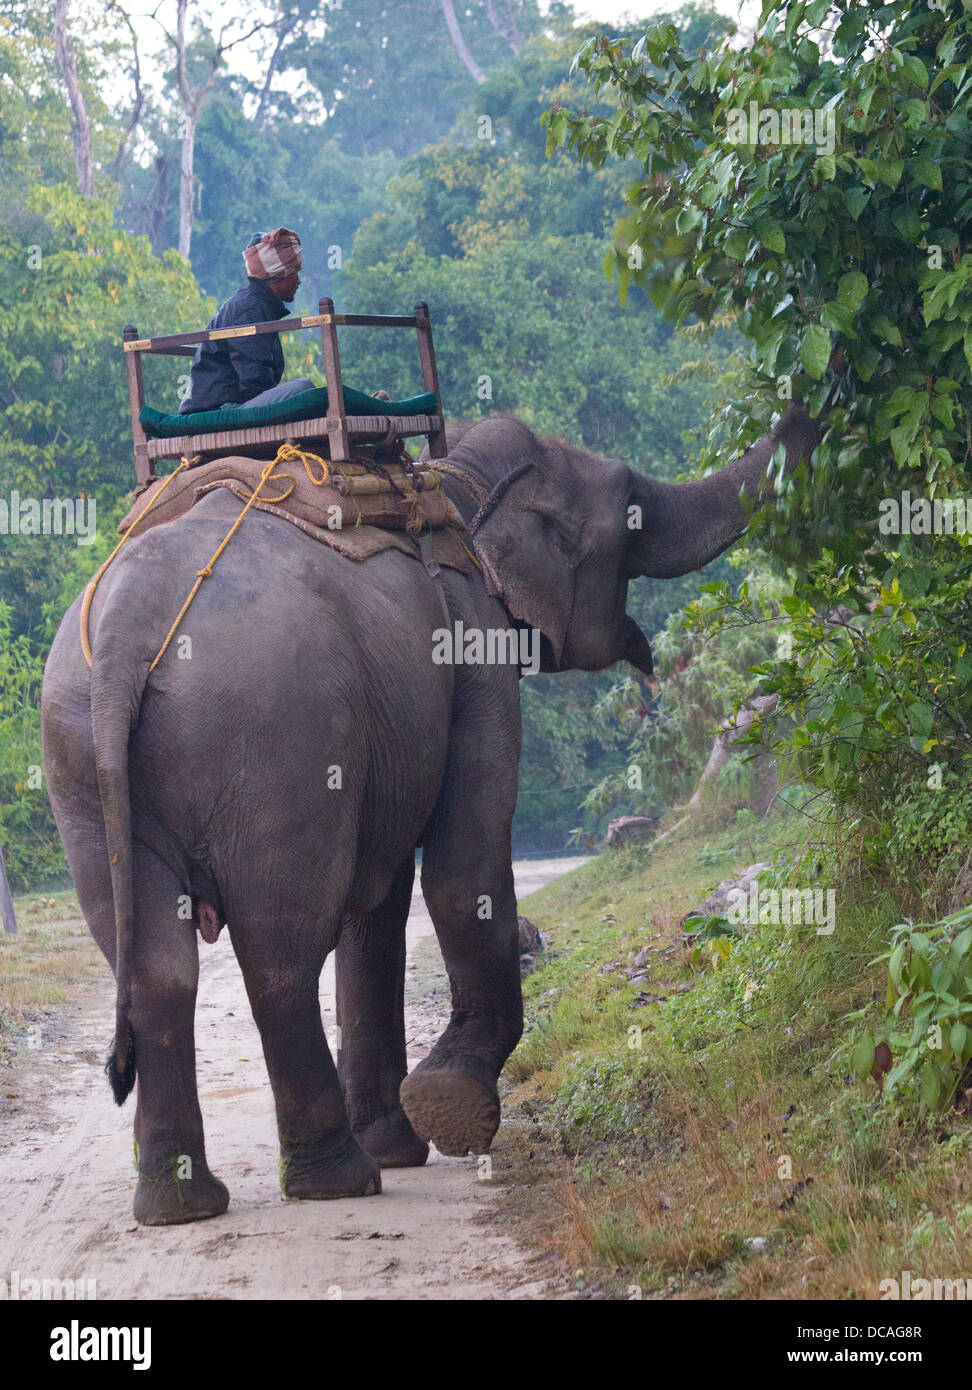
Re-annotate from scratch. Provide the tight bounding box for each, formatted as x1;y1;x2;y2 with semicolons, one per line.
853;906;972;1111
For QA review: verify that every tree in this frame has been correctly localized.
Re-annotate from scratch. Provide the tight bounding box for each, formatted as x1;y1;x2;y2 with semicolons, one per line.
52;0;94;194
485;0;522;54
546;1;972;881
441;0;486;82
547;3;972;560
253;1;309;127
105;0;145;180
0;184;213;638
155;0;266;257
298;0;546;157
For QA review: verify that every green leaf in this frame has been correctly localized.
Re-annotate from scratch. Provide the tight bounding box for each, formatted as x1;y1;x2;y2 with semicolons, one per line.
919;1060;942;1110
851;1033;875;1079
838;271;868;307
821;301;856;336
873;158;905;189
908;157;943;192
800;324;831;379
902;55;928;91
950;927;972;960
852;342;879;380
873;316;903;348
844;186;870;220
724;228;750;260
892;206;921;242
755;221;786;255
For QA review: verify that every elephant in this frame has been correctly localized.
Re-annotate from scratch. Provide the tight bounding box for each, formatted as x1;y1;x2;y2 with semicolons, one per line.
41;403;820;1225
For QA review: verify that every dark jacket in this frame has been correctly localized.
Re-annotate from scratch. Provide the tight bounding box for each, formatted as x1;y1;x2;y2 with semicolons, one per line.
179;277;288;414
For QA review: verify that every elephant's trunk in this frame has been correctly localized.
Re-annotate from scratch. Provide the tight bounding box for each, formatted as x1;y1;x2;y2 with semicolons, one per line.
627;401;821;579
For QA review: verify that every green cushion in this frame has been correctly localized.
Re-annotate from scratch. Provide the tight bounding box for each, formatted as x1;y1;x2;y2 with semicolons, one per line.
140;386;438;439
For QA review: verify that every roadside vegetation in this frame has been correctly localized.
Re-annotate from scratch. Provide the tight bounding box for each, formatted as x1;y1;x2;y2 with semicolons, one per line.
487;0;972;1298
503;807;972;1299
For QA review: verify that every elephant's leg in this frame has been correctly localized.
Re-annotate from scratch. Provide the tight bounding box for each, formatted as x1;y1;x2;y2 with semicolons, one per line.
401;680;524;1157
129;848;229;1226
233;917;381;1200
336;855;429;1168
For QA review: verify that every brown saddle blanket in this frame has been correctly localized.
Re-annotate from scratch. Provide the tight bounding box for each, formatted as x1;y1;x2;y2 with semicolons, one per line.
116;453;477;574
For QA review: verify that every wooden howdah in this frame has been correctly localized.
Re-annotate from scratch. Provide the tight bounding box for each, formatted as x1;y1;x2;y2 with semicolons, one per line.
123;298;448;485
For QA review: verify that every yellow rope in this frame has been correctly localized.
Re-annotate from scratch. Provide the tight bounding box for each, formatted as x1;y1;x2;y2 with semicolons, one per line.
458;536;483;572
80;445;329;672
80;456;198;668
81;443;477;674
148;445;329;672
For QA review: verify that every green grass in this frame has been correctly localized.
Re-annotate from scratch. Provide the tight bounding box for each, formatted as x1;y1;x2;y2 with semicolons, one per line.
502;810;972;1299
0;889;102;1065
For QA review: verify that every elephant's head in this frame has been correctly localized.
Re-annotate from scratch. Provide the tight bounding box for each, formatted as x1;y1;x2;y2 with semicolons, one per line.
449;405;820;677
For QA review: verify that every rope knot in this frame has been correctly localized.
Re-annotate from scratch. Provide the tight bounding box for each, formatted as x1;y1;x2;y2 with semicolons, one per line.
275;443;329;486
196;565;213;579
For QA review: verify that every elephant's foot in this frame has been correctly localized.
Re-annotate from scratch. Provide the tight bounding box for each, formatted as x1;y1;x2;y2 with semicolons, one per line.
133;1157;229;1227
280;1132;381;1199
399;1066;500;1157
353;1108;430;1168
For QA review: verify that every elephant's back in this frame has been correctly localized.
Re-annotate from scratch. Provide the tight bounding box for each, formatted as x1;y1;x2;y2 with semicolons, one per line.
92;496;450;839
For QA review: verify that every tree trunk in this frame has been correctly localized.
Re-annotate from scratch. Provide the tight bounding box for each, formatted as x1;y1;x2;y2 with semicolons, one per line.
0;845;17;935
53;0;95;196
146;154;171;253
686;692;779;809
178;120;196;259
164;1;265;258
255;12;298;126
486;0;521;52
107;1;144;179
440;0;486;82
174;0;196;260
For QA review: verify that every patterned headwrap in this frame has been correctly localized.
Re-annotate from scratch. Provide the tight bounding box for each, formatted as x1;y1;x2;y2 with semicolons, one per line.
243;228;302;281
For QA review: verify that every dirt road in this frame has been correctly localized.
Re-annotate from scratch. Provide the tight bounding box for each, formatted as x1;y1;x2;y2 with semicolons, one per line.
0;857;585;1301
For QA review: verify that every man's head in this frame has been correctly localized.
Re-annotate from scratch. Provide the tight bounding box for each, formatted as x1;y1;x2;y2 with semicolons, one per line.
244;228;302;301
267;269;300;302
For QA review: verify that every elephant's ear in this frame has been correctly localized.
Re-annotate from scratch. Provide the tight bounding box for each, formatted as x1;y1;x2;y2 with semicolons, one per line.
471;462;580;669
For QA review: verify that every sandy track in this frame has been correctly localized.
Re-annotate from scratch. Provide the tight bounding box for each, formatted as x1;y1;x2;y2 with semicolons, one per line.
0;858;583;1301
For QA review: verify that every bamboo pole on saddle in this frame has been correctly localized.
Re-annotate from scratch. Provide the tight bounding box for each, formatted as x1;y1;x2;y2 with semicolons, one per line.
318;297;350;462
414;300;447;459
124;324;152;486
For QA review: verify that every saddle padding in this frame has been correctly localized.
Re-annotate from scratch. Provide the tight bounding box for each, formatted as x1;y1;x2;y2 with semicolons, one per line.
116;455;477;575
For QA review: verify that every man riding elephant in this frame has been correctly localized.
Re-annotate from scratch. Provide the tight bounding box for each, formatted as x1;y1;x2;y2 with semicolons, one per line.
178;227;313;415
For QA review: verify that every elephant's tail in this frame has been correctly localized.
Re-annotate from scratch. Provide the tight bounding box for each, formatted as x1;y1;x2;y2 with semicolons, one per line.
90;632;148;1106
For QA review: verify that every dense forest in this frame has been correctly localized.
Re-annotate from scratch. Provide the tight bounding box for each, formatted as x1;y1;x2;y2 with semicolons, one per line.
0;0;744;881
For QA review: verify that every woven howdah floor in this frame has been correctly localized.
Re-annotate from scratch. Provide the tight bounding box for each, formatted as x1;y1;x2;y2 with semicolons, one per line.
140;385;438;439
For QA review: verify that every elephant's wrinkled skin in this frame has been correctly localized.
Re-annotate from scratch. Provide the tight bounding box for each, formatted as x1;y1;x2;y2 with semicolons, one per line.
41;408;819;1224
